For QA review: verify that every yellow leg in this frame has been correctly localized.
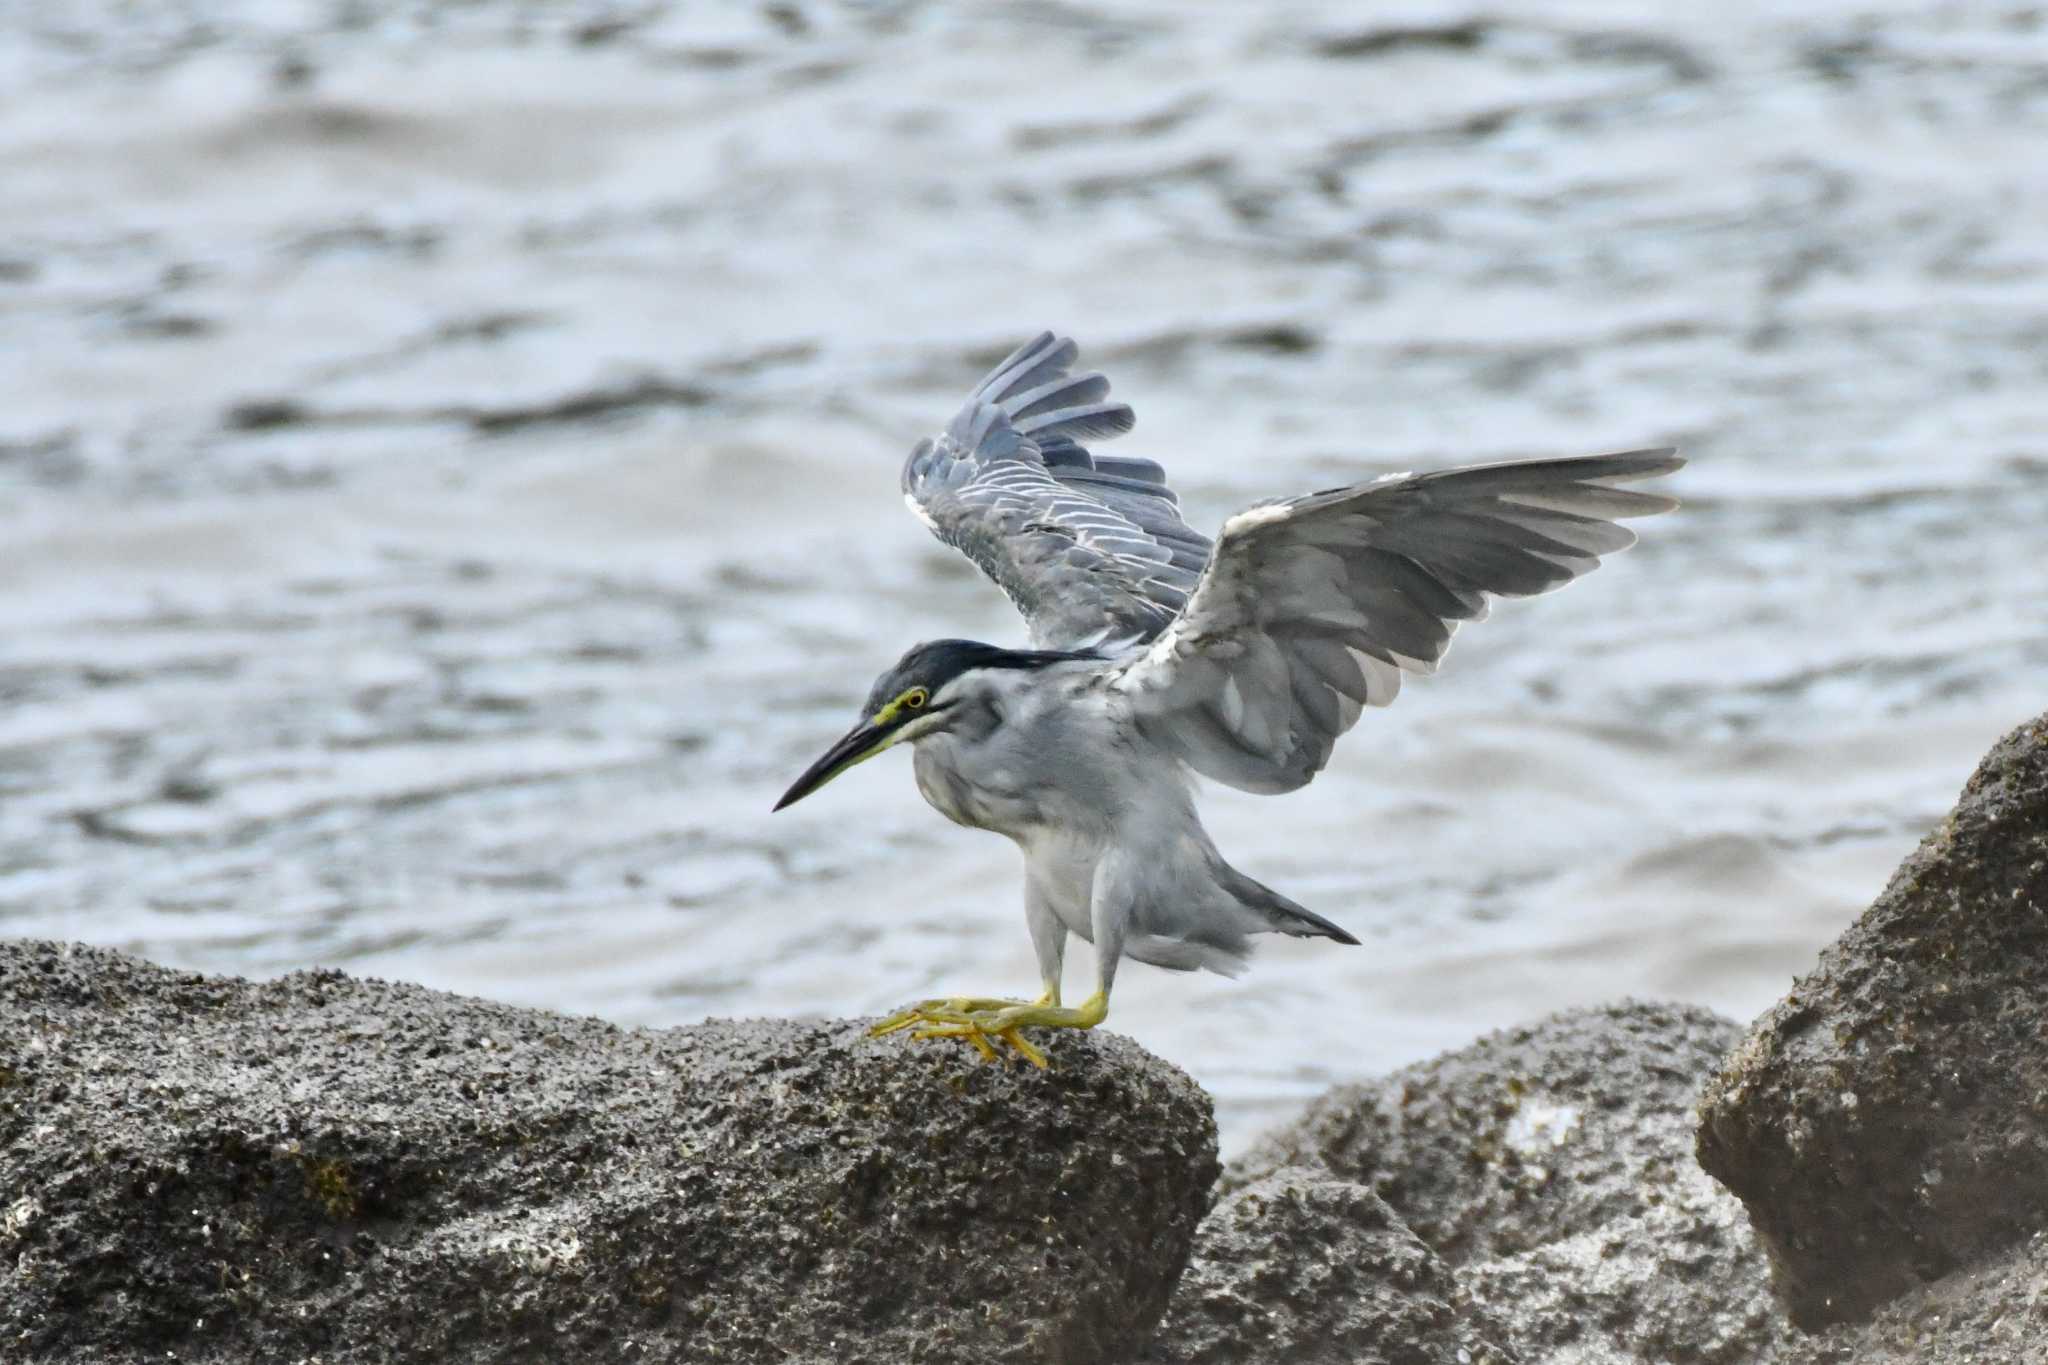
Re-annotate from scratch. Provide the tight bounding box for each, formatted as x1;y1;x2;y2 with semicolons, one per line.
870;987;1106;1070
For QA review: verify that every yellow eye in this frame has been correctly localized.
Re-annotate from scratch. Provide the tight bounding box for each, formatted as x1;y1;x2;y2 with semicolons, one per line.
902;687;929;710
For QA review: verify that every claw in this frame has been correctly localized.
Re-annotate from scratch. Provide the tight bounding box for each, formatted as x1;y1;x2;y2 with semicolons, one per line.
909;1021;1003;1062
870;996;1027;1037
996;1026;1049;1069
869;989;1107;1070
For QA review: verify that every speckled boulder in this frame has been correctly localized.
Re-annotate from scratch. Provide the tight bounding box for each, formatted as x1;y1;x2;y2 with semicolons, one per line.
1696;711;2048;1328
1145;1170;1520;1364
1787;1230;2048;1364
1456;1185;1788;1363
1235;1002;1742;1261
0;939;1218;1365
1234;1002;1787;1363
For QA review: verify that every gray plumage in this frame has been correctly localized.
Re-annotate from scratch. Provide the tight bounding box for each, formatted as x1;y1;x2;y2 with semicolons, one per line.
1113;447;1680;794
784;331;1681;1016
902;332;1210;649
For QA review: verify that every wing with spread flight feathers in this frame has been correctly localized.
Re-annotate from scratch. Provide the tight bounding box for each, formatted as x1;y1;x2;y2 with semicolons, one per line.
1111;450;1684;793
902;332;1212;649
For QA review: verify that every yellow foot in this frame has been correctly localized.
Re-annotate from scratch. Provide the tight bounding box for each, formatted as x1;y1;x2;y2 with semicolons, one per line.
869;991;1108;1070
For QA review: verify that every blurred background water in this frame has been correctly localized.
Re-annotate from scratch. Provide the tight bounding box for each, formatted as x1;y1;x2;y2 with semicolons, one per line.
2;1;2044;1152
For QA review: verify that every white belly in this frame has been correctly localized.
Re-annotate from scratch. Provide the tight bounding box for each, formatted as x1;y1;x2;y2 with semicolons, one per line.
1022;827;1103;941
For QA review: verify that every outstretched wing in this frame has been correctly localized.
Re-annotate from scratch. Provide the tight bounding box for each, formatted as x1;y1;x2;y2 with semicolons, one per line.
1112;449;1684;793
902;332;1212;650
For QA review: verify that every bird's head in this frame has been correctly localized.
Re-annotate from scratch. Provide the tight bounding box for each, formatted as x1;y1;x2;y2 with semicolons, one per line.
771;639;1080;810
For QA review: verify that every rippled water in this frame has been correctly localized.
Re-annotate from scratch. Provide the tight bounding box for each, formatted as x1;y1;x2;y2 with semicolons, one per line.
4;1;2045;1151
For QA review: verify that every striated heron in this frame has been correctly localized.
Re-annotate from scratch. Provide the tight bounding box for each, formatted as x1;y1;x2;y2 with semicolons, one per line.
773;332;1682;1067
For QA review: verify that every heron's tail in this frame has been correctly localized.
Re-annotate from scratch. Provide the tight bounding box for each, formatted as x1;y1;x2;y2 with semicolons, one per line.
1219;863;1360;945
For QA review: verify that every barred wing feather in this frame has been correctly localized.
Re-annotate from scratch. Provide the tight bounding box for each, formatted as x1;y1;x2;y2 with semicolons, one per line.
1112;450;1685;793
901;332;1211;650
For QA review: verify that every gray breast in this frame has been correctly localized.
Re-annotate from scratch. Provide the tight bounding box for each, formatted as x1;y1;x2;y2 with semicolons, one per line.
912;741;981;828
913;738;1044;835
908;664;1127;839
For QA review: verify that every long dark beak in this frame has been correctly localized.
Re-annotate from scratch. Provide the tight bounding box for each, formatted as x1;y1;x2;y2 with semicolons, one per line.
772;719;894;811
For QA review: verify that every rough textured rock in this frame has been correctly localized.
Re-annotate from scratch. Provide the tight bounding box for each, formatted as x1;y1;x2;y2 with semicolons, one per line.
1235;1002;1786;1363
0;939;1218;1365
1788;1230;2048;1364
1236;1001;1740;1260
1145;1170;1520;1365
1696;711;2048;1328
1455;1192;1786;1364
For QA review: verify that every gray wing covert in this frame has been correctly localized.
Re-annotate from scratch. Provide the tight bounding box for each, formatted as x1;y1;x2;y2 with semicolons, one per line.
1112;449;1685;793
902;332;1212;650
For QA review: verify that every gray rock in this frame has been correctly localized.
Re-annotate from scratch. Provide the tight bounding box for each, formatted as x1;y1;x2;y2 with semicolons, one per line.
1787;1230;2048;1364
1235;1002;1787;1363
0;939;1218;1364
1696;711;2048;1328
1145;1170;1521;1365
1456;1192;1787;1364
1235;1001;1740;1260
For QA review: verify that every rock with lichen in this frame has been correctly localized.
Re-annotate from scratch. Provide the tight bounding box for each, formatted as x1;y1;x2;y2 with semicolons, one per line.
1145;1169;1521;1364
0;938;1217;1365
1233;1001;1788;1363
1696;710;2048;1329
